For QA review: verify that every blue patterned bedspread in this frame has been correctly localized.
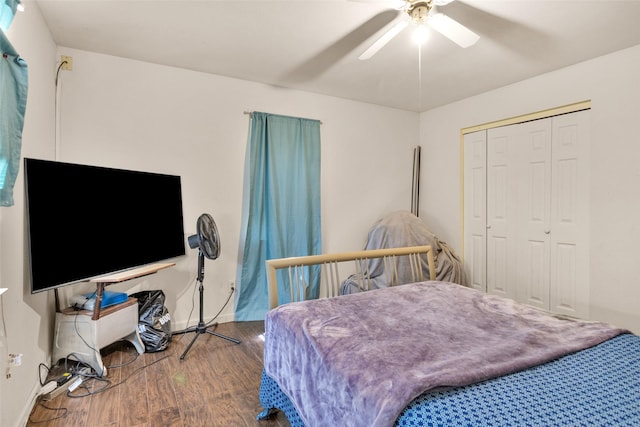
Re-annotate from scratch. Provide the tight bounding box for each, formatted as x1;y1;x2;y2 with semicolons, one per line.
259;333;640;426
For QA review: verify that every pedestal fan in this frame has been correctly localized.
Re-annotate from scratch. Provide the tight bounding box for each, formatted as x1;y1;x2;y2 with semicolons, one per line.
173;213;240;360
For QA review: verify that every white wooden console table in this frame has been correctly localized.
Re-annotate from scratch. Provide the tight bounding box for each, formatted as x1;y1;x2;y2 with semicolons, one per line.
52;263;174;377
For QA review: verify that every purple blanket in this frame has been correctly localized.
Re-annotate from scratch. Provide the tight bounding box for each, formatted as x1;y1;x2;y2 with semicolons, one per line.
263;281;626;427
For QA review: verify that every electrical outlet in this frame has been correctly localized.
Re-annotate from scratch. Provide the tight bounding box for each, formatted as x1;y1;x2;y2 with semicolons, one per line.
228;280;235;292
61;55;72;71
8;353;22;367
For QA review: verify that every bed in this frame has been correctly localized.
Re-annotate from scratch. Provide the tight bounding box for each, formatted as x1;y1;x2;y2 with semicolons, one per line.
257;247;640;427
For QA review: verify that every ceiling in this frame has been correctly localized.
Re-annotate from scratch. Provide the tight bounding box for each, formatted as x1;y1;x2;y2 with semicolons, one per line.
34;0;640;112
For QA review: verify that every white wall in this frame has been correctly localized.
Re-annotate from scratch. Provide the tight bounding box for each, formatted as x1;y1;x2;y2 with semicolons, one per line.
1;2;58;426
420;44;640;334
1;4;419;425
52;47;420;326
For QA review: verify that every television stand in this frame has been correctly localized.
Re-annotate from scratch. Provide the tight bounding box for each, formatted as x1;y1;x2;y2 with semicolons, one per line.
89;262;175;320
52;298;143;377
52;263;175;376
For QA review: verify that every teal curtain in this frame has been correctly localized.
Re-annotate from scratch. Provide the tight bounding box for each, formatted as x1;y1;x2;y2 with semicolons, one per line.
235;112;322;321
0;27;28;207
0;0;20;31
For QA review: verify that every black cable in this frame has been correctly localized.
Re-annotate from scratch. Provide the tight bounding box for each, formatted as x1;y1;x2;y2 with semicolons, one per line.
38;363;51;386
66;376;110;398
63;356;94;379
54;58;68;160
105;341;140;368
27;401;68;424
67;353;170;398
54;60;66;86
204;286;235;327
72;310;100;354
174;268;198;343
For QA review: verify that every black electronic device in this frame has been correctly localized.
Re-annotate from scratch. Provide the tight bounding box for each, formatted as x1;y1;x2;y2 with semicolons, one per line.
24;158;186;293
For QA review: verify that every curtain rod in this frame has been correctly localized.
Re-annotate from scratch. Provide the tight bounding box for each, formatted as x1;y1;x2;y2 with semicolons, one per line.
244;111;322;124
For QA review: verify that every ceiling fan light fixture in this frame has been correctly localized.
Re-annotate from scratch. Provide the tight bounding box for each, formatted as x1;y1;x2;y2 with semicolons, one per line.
412;25;429;45
358;0;478;60
408;2;431;25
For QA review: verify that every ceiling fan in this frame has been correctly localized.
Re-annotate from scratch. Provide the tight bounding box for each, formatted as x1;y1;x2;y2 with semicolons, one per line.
358;0;479;60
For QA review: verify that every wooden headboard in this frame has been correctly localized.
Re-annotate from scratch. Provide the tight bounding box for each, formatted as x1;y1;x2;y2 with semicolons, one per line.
265;245;436;309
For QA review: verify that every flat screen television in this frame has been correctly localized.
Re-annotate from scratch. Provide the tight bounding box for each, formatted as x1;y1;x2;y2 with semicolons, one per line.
24;158;186;293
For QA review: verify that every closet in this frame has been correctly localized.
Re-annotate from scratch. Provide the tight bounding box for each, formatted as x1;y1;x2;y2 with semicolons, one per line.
463;109;590;319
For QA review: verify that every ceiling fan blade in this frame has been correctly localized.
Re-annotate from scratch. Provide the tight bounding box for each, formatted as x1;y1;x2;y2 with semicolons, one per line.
358;19;408;60
427;12;479;48
433;0;455;5
348;0;406;9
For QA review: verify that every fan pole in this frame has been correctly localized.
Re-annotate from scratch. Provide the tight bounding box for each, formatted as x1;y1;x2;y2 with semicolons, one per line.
173;250;240;361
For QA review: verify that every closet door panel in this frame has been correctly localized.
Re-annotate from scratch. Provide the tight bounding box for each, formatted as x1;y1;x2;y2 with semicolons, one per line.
487;127;518;299
522;241;548;305
516;120;552;310
554;242;577;310
550;110;590;318
463;131;487;291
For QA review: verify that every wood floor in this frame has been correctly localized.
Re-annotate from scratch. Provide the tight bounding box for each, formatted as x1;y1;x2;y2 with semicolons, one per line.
27;321;291;427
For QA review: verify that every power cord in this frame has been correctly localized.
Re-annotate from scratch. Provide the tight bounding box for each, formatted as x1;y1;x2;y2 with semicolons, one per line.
175;273;199;344
176;262;236;336
72;310;101;355
205;285;235;327
27;401;68;424
70;293;93;311
38;363;52;386
29;342;169;423
67;350;169;398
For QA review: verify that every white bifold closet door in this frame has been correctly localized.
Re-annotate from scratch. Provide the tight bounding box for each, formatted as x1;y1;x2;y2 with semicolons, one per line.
463;130;487;292
486;119;553;308
548;111;590;318
463;109;590;319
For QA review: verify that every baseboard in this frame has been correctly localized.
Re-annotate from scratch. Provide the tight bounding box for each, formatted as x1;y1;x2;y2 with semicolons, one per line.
18;380;43;427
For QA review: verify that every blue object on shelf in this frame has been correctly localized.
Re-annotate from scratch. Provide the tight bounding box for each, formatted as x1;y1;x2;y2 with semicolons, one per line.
71;290;128;310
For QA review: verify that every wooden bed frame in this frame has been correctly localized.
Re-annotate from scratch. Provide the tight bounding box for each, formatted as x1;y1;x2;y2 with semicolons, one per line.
265;245;436;309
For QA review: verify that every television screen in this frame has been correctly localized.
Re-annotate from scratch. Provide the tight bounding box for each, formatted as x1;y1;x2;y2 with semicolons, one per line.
24;158;186;293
